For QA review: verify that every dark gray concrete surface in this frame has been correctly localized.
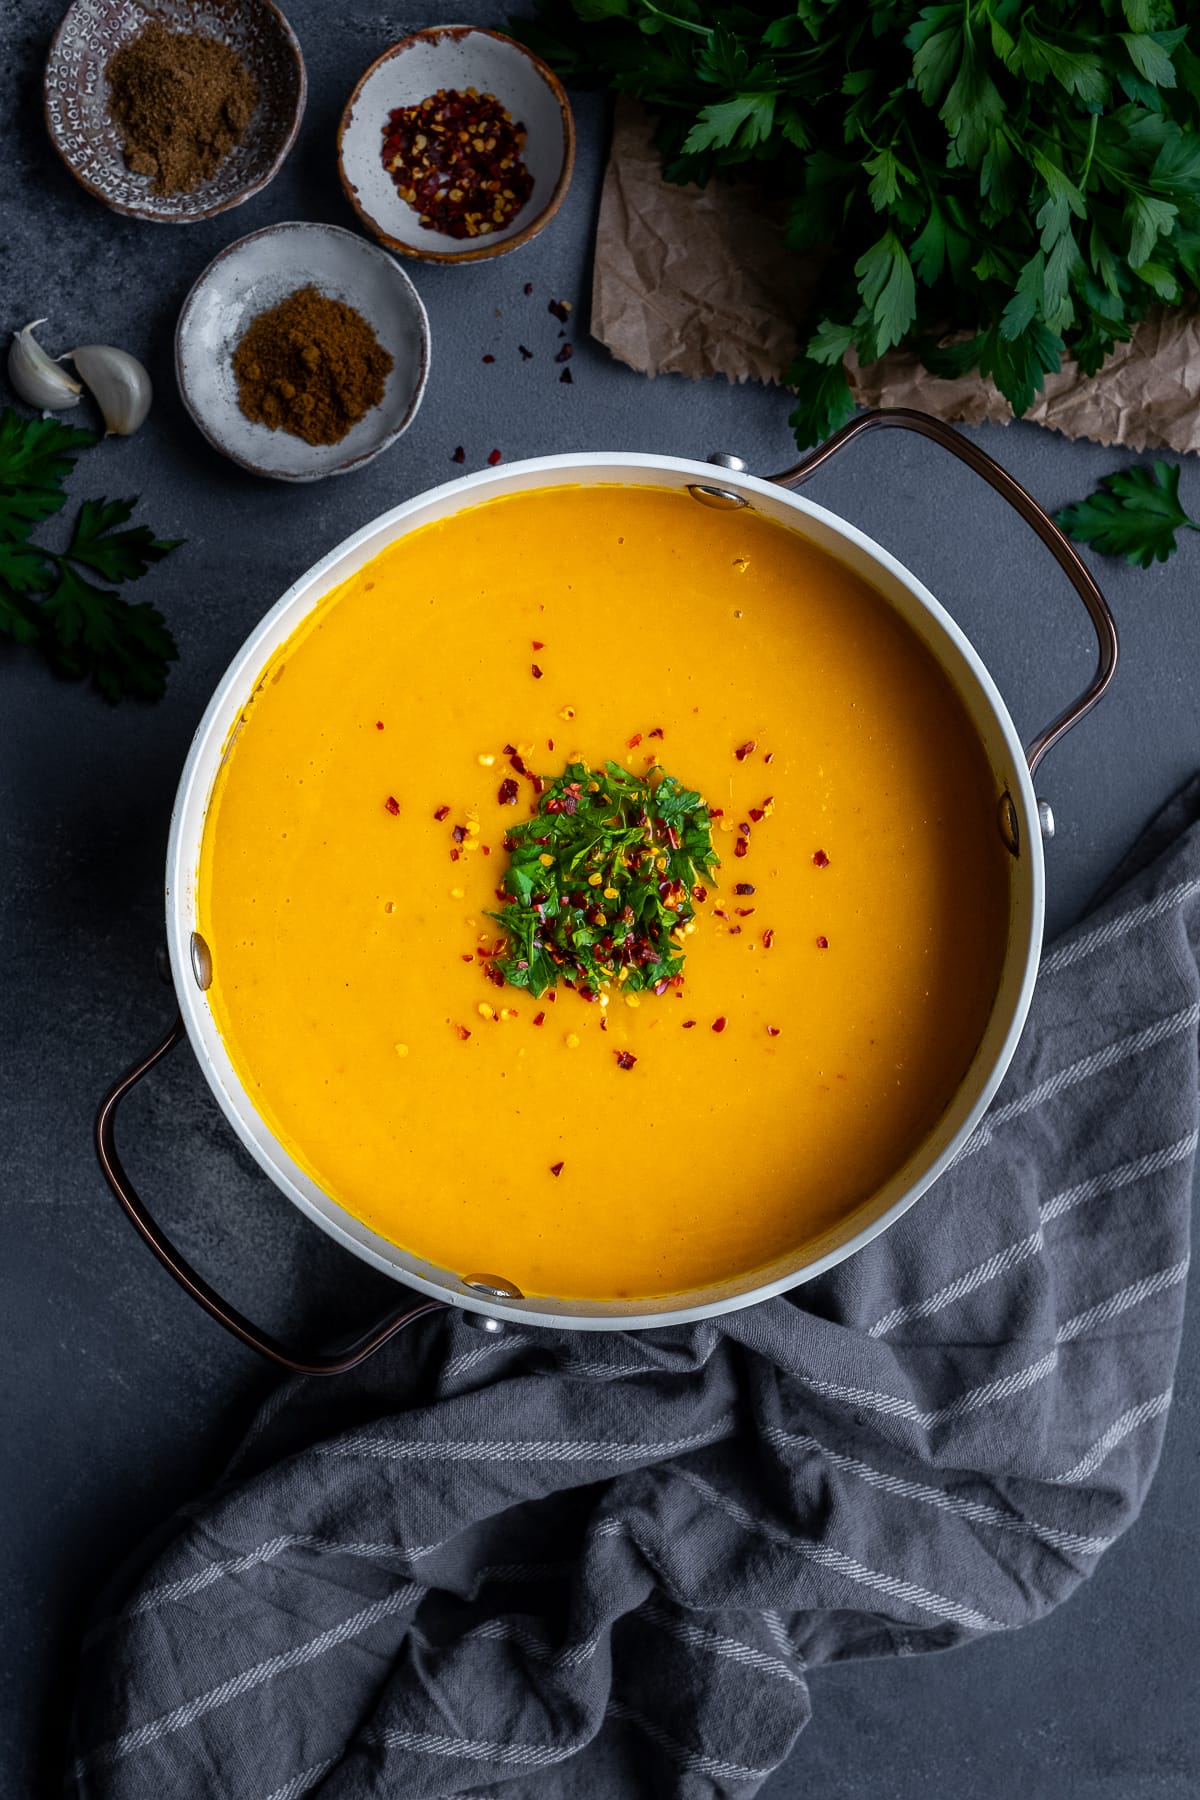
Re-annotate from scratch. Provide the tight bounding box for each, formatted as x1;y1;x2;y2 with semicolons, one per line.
2;3;1198;1795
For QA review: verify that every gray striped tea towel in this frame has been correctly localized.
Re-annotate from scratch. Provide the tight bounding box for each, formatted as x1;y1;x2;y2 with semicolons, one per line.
68;779;1200;1799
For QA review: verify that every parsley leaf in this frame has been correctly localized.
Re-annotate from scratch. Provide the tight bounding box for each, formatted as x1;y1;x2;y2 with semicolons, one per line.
1055;461;1198;568
488;761;719;998
0;407;181;701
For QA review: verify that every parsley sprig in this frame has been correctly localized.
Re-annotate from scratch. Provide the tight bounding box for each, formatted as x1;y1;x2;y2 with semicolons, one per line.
489;760;719;998
521;1;1200;448
1056;461;1197;568
0;408;181;700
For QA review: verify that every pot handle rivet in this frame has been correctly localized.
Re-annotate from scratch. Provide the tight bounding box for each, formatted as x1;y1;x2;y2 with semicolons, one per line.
1038;798;1055;840
688;451;749;510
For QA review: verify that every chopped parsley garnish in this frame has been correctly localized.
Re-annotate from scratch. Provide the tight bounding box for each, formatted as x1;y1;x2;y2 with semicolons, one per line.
488;760;719;998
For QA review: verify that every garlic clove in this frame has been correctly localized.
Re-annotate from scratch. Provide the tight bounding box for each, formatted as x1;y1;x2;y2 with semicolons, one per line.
65;344;152;437
8;319;83;412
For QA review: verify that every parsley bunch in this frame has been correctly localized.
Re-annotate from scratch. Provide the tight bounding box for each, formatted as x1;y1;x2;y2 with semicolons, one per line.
489;760;719;997
522;1;1200;447
0;409;180;700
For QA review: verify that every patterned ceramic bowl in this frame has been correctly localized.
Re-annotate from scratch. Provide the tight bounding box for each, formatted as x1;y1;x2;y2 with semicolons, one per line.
337;26;574;264
44;0;305;224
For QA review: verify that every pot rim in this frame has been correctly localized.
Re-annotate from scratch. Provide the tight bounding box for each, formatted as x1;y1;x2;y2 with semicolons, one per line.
166;450;1044;1331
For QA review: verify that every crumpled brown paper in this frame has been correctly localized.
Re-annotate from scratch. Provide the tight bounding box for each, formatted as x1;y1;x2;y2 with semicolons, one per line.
592;98;1200;455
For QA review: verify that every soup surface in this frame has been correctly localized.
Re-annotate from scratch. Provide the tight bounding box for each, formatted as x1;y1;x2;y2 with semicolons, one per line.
199;483;1009;1300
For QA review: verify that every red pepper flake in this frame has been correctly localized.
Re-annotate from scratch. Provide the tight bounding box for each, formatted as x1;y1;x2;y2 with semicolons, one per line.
560;368;573;384
487;448;502;467
524;282;533;295
454;1024;471;1041
734;740;757;761
450;847;460;862
600;1016;608;1031
764;751;775;765
708;807;724;819
816;935;829;949
452;824;467;843
627;732;643;748
648;726;664;739
484;962;506;986
711;1016;728;1033
748;808;765;823
498;778;519;805
482;354;495;364
555;343;573;363
813;849;830;868
733;882;755;895
548;298;572;322
460;953;473;962
518;344;533;360
682;1019;697;1029
713;908;728;921
380;89;534;239
738;822;751;838
451;446;465;463
614;1050;638;1070
728;926;743;936
481;845;491;856
532;639;545;650
375;720;384;731
734;907;755;917
547;737;554;751
384;796;400;815
433;805;450;821
531;663;543;680
550;1161;564;1177
533;1011;546;1026
762;928;775;949
766;1025;781;1037
691;884;708;903
734;840;748;858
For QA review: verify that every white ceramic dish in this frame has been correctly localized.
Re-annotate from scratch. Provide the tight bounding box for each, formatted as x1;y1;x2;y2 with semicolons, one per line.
337;26;574;263
174;220;430;481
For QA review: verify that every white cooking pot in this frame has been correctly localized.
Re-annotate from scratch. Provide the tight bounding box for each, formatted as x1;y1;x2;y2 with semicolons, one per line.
96;411;1117;1370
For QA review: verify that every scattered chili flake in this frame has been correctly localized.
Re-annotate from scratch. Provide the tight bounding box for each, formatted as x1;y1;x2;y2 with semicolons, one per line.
708;807;724;819
531;664;543;680
627;732;642;748
711;1016;728;1033
532;639;545;650
384;795;400;815
498;778;519;805
560;368;573;384
375;720;384;730
460;953;473;962
548;298;572;322
487;448;502;466
764;751;775;765
734;840;748;858
484;962;506;986
533;1010;545;1026
749;808;765;823
734;907;755;917
766;1025;781;1037
550;1160;564;1177
648;726;664;739
692;884;708;903
482;354;495;364
454;1024;471;1041
682;1019;697;1029
547;737;554;751
482;845;491;855
555;343;573;363
380;88;534;239
728;925;743;936
518;343;533;360
734;740;757;761
523;282;533;295
813;849;830;868
451;445;465;463
762;928;775;949
733;882;755;895
452;824;467;843
816;935;829;949
614;1050;638;1070
738;822;751;838
433;805;450;821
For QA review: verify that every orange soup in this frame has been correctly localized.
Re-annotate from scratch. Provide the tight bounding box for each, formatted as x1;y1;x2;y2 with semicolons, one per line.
198;484;1009;1300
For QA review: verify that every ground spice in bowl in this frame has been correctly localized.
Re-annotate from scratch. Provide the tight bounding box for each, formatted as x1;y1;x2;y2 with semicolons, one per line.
232;286;394;446
380;88;534;239
106;20;258;197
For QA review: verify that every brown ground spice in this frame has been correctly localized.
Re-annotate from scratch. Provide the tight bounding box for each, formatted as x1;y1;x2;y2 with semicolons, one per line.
106;20;257;197
232;286;395;447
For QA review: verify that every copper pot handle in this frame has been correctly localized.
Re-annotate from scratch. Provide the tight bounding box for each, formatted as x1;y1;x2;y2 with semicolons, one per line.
767;407;1118;778
95;1012;449;1375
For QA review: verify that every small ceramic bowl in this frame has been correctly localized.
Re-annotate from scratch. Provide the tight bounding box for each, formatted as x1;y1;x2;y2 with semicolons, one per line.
338;25;574;264
175;221;430;482
44;0;305;224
